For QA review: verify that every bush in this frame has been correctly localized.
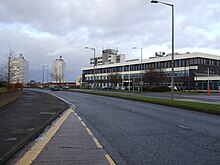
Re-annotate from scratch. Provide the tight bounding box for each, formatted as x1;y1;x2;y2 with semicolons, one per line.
0;81;7;87
143;86;170;92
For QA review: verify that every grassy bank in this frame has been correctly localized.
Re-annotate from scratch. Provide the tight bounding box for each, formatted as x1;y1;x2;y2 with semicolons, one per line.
0;87;7;93
72;90;220;115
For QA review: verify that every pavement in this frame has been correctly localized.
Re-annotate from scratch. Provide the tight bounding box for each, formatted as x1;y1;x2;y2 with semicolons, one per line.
2;89;113;165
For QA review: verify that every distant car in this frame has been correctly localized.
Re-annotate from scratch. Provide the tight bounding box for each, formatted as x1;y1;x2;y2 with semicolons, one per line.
115;86;125;90
168;86;178;91
50;85;60;91
102;86;114;90
37;85;44;89
62;86;70;90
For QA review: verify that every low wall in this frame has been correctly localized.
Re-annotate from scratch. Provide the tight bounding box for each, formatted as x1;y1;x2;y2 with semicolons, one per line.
0;90;22;108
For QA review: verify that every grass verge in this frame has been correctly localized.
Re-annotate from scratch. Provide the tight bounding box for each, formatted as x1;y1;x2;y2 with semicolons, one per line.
71;90;220;115
0;87;7;93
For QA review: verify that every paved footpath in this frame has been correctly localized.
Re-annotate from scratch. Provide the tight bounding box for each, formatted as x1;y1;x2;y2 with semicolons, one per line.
8;90;114;165
0;90;68;164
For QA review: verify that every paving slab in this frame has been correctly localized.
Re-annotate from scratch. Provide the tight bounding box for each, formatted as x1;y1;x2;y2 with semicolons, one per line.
31;108;110;165
0;89;68;164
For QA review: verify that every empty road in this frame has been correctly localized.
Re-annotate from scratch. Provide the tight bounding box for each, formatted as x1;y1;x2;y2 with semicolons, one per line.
36;89;220;165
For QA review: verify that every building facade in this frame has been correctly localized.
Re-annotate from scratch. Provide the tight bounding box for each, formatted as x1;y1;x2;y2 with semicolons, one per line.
52;56;66;83
10;54;29;84
82;52;220;91
90;49;126;66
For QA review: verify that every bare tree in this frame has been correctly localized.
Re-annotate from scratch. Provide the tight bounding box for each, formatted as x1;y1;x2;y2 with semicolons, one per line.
143;68;165;86
108;72;122;87
2;44;17;91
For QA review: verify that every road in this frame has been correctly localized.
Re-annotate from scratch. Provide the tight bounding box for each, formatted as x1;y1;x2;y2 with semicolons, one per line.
38;89;220;165
72;89;220;104
139;92;220;104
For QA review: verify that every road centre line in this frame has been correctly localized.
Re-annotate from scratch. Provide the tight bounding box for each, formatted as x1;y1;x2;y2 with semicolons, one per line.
179;124;189;130
15;107;74;165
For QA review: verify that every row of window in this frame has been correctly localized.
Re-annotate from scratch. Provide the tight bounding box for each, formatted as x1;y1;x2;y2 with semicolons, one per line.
84;58;220;75
85;70;190;81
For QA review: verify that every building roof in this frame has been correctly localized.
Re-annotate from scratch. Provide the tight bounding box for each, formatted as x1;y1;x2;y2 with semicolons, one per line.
82;52;220;70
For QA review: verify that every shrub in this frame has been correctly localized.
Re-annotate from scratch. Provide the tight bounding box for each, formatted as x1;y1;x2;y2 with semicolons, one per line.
143;86;170;92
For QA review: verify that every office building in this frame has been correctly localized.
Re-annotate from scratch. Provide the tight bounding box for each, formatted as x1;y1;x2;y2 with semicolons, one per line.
52;56;66;83
82;52;220;90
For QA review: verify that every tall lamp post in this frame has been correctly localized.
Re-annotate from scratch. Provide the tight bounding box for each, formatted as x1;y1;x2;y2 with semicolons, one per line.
151;0;175;100
85;47;96;89
38;65;48;84
133;47;143;92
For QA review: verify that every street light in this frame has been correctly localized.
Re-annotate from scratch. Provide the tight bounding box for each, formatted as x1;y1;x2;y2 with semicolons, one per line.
85;47;96;89
38;65;48;84
133;47;143;92
151;0;175;101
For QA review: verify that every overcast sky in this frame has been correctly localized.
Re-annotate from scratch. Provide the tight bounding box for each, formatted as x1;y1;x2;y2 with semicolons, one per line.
1;0;220;82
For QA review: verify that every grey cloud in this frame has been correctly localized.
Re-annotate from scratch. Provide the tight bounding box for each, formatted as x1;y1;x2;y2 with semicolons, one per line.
1;0;220;81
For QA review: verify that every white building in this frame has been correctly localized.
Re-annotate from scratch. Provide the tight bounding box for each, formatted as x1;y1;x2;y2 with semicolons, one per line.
10;54;29;84
90;49;126;66
82;52;220;90
52;56;66;83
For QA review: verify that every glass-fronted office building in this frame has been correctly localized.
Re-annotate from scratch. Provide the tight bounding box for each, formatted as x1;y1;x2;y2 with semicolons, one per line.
82;52;220;90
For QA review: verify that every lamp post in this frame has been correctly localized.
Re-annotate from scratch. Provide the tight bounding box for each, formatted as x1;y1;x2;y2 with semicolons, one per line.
85;47;96;89
38;65;48;84
133;47;143;92
151;0;174;100
45;69;49;83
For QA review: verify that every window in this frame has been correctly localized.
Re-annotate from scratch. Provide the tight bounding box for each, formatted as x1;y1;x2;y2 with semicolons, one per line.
144;64;148;70
186;59;189;66
190;59;194;65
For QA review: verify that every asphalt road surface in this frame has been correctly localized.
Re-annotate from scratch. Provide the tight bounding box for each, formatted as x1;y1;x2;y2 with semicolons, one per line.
39;90;220;165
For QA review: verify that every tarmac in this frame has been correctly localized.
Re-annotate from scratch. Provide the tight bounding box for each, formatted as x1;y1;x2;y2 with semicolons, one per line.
1;89;113;165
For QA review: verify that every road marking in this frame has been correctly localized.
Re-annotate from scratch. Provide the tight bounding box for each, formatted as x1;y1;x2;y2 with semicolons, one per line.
15;107;73;165
77;116;82;121
93;137;103;149
179;125;189;130
39;112;56;115
105;154;116;165
81;121;86;127
86;127;94;136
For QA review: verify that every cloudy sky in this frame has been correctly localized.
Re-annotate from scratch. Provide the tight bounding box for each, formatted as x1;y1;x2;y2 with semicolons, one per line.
1;0;220;82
